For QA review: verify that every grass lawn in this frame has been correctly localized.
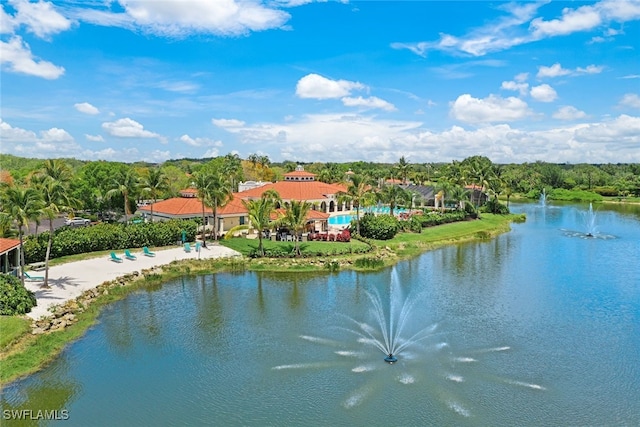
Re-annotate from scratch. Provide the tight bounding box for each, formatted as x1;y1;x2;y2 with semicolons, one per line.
219;237;371;257
0;316;31;351
375;214;520;258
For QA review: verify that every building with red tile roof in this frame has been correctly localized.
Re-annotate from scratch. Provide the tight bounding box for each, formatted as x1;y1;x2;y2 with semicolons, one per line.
0;238;20;275
138;166;346;236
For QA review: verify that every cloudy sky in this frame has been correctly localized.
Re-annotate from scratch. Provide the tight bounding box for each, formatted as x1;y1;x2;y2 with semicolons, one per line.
1;0;639;164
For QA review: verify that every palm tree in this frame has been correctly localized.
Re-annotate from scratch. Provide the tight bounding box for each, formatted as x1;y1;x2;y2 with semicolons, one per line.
0;185;44;286
237;190;281;257
336;174;373;235
448;185;470;211
194;170;233;245
434;180;453;213
378;184;408;216
277;199;311;257
395;156;411;185
40;179;80;288
106;168;139;223
140;168;169;223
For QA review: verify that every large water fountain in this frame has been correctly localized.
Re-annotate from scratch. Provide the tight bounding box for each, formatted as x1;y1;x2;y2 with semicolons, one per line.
583;203;597;237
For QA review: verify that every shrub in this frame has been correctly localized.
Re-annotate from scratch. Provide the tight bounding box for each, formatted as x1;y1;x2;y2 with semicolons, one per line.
0;274;37;315
358;214;400;240
354;257;384;269
480;198;510;214
24;219;199;263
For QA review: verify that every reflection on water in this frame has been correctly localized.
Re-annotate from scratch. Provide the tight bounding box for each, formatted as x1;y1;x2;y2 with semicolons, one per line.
2;203;639;426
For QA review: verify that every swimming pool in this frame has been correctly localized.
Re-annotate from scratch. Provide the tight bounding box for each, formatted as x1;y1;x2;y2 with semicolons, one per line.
328;214;354;225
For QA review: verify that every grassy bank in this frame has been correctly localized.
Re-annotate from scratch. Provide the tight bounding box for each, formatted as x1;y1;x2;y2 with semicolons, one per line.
0;213;521;385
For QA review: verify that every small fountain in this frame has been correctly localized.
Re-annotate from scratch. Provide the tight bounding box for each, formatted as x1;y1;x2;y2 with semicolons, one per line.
583;203;597;237
539;188;548;207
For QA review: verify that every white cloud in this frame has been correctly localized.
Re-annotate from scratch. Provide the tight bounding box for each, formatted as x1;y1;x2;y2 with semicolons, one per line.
537;62;603;79
0;36;65;79
85;134;104;142
501;80;529;96
574;114;640;143
179;134;223;147
1;6;16;34
576;64;604;74
296;74;366;99
341;96;396;111
619;93;640;109
10;0;72;39
393;0;640;58
102;117;164;141
212;118;246;128
530;4;602;37
75;0;290;37
553;106;587;120
74;102;100;115
0;118;81;156
156;80;200;93
450;94;532;123
537;63;571;78
530;84;558;102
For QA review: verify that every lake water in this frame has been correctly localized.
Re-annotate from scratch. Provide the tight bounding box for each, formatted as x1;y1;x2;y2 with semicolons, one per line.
3;203;639;426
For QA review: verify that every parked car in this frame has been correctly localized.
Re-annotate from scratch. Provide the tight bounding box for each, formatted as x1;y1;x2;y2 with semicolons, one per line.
65;217;91;226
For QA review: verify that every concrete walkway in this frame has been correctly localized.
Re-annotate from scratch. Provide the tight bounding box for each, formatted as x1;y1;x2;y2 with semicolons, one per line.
24;244;241;320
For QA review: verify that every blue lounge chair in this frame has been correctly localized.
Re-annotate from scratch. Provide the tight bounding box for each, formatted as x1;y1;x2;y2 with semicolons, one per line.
143;246;155;257
124;249;137;260
24;271;44;281
195;242;201;252
110;251;123;263
184;243;191;253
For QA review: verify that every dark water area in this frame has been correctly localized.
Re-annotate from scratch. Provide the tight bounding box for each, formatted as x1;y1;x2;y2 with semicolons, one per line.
3;203;639;426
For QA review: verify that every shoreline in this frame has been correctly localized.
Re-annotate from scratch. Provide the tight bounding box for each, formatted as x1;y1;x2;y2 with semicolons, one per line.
1;214;518;385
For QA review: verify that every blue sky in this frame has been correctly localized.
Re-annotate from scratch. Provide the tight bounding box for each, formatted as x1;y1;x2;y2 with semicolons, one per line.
1;0;639;164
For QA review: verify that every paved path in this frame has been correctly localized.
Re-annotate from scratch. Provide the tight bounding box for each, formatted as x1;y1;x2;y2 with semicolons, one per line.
24;244;241;320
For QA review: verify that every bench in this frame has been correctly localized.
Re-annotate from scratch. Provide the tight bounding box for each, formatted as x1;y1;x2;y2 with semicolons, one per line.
28;262;46;271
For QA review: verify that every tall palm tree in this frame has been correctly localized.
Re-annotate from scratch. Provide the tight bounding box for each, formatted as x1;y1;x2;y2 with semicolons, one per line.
378;184;408;216
434;180;453;213
106;168;139;223
40;179;80;288
277;199;311;257
337;174;373;235
0;185;44;286
194;170;233;245
448;185;470;211
395;156;411;185
140;168;169;223
242;190;281;257
193;172;213;247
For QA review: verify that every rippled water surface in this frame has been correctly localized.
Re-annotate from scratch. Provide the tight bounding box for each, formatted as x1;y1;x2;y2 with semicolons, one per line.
3;203;639;426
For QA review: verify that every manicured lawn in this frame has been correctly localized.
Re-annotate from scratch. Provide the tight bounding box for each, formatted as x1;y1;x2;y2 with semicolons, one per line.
375;214;520;257
0;316;31;351
219;237;370;256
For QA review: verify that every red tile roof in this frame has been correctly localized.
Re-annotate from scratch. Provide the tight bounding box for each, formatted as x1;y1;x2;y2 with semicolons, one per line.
284;170;316;178
0;238;20;255
237;181;347;201
139;194;248;217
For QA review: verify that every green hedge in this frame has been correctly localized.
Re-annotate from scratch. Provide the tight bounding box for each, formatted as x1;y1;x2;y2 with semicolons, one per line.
411;211;467;227
0;274;37;315
358;214;400;240
549;188;603;202
24;220;198;264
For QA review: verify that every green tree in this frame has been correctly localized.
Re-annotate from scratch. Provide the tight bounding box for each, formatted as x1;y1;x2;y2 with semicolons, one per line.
276;199;311;257
337;174;374;235
193;170;233;244
140;168;169;223
38;160;80;288
236;190;281;257
377;184;408;216
106;168;140;223
395;156;412;185
0;185;44;287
